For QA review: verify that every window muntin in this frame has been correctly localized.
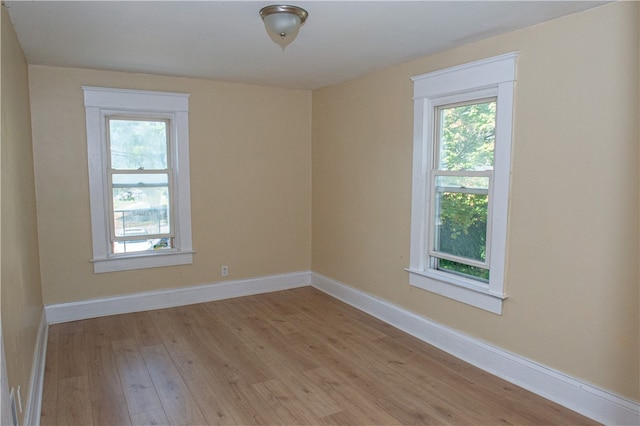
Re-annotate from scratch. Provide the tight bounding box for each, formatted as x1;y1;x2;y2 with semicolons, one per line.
107;117;174;254
429;99;496;283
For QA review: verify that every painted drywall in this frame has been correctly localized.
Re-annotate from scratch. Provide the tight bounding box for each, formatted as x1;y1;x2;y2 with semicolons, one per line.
1;7;45;425
29;66;311;304
312;2;639;401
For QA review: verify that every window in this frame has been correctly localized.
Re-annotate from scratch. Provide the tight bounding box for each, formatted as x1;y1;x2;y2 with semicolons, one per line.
408;53;517;314
431;98;495;282
108;117;174;254
83;87;194;273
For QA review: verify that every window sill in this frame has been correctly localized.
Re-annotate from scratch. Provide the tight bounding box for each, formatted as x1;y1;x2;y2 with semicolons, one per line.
91;250;196;273
406;268;506;315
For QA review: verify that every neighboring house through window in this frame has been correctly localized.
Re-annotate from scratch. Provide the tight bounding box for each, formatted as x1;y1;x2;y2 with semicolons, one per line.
83;87;194;273
407;53;517;314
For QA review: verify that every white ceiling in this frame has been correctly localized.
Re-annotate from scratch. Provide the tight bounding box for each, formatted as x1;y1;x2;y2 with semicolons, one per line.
5;1;608;90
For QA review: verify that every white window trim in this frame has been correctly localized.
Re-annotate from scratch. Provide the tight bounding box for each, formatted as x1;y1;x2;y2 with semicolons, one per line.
83;86;195;273
407;53;517;314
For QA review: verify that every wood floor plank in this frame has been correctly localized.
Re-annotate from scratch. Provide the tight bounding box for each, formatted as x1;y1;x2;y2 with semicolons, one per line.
42;324;60;403
158;306;294;425
212;299;319;373
147;305;259;392
285;316;402;402
140;344;207;426
183;374;244;425
91;395;132;426
254;303;303;335
258;354;342;419
288;288;389;341
58;320;83;335
224;379;284;424
373;394;452;425
378;333;593;425
145;308;195;359
253;378;319;424
56;375;94;426
199;303;276;385
171;338;278;425
39;399;58;426
99;314;136;341
41;287;599;426
318;409;367;425
304;367;403;425
111;338;163;416
84;318;124;402
129;408;170;426
57;323;88;380
125;311;164;347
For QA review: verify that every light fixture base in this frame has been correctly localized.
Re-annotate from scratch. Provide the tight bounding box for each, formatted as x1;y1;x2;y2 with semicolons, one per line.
259;5;308;25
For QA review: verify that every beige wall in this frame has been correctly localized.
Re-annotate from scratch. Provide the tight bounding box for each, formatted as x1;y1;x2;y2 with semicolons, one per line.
1;7;44;425
312;2;639;401
29;66;312;304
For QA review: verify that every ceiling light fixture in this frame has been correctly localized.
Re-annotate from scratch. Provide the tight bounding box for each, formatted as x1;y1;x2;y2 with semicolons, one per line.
259;4;308;50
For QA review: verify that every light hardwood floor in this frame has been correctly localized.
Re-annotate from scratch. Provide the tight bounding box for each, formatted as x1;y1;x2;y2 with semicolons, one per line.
40;287;598;425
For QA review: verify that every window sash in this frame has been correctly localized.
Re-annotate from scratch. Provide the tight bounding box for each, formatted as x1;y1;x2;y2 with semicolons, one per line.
427;95;497;280
108;170;175;240
428;170;493;270
107;117;170;170
106;116;176;254
434;97;497;168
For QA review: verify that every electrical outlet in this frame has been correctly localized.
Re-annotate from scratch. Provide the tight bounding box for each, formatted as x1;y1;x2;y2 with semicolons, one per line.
221;265;228;277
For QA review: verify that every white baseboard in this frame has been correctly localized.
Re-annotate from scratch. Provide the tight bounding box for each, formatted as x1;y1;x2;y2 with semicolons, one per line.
45;271;311;324
311;272;640;426
23;311;48;426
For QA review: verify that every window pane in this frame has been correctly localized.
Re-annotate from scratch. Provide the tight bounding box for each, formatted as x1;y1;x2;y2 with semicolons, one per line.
434;188;488;262
109;119;168;170
435;175;489;193
438;100;496;171
437;258;489;282
113;237;173;254
112;173;170;238
112;173;169;187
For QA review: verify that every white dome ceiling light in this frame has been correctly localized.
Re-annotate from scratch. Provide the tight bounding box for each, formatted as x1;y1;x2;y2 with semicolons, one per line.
259;5;309;50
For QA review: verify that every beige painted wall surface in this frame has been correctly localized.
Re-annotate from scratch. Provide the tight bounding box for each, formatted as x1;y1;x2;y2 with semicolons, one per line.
29;66;311;304
312;2;639;400
1;7;44;425
637;3;640;389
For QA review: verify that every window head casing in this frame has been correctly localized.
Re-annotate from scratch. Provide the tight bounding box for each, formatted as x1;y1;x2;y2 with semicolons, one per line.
408;53;517;314
83;87;194;273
